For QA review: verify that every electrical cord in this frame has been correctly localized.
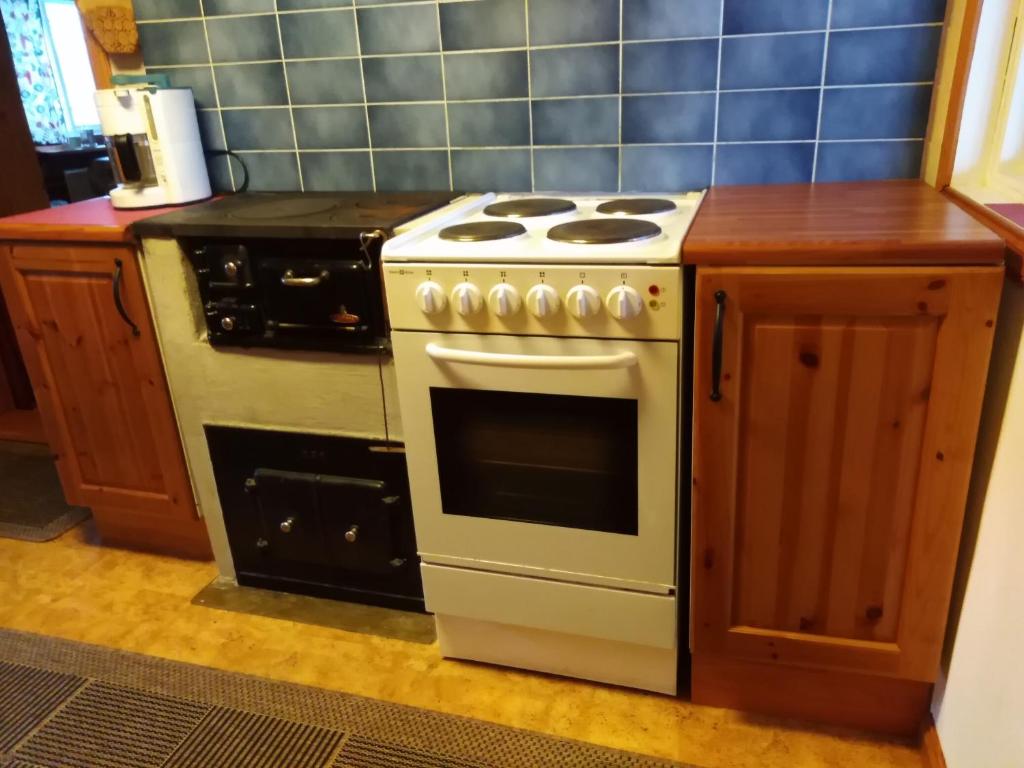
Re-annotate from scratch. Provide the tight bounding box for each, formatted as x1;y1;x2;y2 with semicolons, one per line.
204;149;250;193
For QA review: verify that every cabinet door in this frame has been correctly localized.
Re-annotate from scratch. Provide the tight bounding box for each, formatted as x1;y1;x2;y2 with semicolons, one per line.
692;266;1003;681
0;243;196;521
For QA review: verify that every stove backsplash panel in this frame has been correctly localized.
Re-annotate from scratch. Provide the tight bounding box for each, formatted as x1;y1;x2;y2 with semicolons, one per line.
135;0;946;193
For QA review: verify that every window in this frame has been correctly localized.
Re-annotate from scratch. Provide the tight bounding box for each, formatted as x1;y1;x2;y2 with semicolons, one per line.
40;0;99;134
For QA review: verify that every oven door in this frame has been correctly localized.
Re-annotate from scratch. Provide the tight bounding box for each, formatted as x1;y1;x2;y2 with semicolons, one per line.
391;331;679;591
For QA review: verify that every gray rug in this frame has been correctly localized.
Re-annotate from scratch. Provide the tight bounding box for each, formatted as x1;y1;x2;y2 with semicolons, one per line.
0;442;89;542
0;629;690;768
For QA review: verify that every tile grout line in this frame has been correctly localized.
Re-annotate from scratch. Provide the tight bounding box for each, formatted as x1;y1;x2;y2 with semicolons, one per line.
196;0;234;191
349;3;377;191
271;2;304;191
711;0;724;185
616;0;624;193
434;0;454;191
812;0;836;182
525;0;535;191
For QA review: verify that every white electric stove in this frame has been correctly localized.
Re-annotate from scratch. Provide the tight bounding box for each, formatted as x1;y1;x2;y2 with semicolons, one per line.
382;192;704;694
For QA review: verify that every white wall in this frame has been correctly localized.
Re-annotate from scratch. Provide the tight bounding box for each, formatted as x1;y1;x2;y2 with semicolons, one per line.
932;281;1024;768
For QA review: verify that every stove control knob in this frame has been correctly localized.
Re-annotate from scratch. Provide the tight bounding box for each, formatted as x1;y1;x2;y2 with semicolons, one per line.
488;283;522;317
415;281;447;315
220;316;236;331
606;285;644;320
526;284;560;318
451;282;484;316
566;284;601;319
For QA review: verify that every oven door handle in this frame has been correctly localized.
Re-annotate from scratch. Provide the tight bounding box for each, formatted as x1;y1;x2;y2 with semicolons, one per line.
425;343;637;370
281;269;330;287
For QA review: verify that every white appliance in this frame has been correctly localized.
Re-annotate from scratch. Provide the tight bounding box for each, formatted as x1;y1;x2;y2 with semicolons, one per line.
382;193;703;694
95;86;210;209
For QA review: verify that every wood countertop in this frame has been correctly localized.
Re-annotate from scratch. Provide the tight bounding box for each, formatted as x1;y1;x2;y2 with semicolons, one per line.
684;180;1005;267
0;198;183;244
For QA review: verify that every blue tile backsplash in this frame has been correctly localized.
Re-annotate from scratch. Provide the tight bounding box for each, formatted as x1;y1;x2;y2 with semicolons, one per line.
136;0;947;192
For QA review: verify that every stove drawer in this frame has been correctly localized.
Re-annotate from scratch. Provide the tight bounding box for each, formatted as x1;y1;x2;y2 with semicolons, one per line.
421;564;677;649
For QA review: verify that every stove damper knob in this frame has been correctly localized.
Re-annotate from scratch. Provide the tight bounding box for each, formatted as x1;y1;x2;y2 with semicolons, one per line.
488;283;522;317
415;280;447;315
220;316;236;331
526;284;560;318
451;282;484;316
606;285;644;320
566;284;601;319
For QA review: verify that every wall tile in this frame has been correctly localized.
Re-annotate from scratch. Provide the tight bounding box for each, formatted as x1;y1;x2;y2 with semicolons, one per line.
533;148;618;191
357;3;439;55
820;85;933;139
444;51;529;100
452;150;532;191
373;151;450;190
529;0;619;46
237;152;302;191
716;143;815;184
815;140;924;181
826;27;943;86
137;22;208;66
149;66;216;110
204;0;274;14
439;0;526;51
720;32;824;89
448;102;530;147
831;0;947;28
532;98;619;146
623;0;722;40
368;104;447;147
280;0;353;8
285;59;364;104
531;45;619;97
293;106;368;149
622;39;718;93
207;16;281;62
133;0;199;20
206;155;233;193
300;151;373;190
622;93;716;143
717;89;820;142
197;111;226;151
215;63;289;107
363;56;444;102
621;146;714;191
279;9;358;59
723;0;828;34
222;109;295;150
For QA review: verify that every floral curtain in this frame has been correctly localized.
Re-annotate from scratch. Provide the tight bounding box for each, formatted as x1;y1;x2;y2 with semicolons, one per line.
1;0;67;144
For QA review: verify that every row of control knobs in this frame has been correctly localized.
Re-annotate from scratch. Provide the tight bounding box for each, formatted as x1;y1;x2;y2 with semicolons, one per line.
415;281;645;320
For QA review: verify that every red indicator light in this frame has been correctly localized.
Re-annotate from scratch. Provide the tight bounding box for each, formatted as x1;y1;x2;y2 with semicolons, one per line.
648;284;660;296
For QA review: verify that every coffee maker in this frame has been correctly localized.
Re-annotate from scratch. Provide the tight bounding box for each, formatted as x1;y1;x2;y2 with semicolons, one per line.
95;78;211;209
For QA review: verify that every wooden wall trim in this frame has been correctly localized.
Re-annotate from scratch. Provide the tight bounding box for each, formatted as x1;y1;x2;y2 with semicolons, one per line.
80;13;113;89
944;187;1024;282
920;716;948;768
936;0;986;189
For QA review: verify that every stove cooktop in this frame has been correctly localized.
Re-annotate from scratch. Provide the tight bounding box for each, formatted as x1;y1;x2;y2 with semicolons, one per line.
132;191;461;240
381;192;705;265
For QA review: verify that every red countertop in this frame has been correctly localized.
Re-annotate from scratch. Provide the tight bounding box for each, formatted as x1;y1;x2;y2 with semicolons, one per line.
0;198;184;244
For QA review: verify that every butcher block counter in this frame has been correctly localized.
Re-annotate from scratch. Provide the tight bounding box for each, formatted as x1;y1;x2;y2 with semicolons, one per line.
683;180;1005;735
0;198;212;559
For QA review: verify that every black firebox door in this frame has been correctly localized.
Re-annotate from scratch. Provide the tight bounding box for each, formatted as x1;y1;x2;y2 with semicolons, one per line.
205;425;423;612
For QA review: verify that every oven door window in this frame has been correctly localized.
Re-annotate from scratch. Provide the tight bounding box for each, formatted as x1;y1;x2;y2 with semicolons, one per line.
431;387;638;535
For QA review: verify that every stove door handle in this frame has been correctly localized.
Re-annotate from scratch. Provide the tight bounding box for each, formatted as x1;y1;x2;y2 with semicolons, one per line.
281;269;330;287
425;343;637;370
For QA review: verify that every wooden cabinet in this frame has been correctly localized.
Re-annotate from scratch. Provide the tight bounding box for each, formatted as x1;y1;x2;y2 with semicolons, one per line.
0;241;211;558
690;266;1002;728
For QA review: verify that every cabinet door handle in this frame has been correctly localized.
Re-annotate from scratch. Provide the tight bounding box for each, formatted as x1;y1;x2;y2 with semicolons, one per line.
112;259;140;337
710;290;726;402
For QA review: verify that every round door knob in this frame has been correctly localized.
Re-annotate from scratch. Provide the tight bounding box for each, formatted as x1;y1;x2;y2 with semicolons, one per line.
344;525;359;543
220;316;236;331
415;280;446;314
224;261;240;279
488;283;522;317
526;284;560;318
566;284;601;319
279;516;295;534
606;285;644;320
451;282;484;316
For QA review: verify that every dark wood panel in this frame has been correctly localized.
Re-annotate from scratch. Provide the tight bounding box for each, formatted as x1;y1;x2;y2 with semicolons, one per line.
684;181;1005;267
